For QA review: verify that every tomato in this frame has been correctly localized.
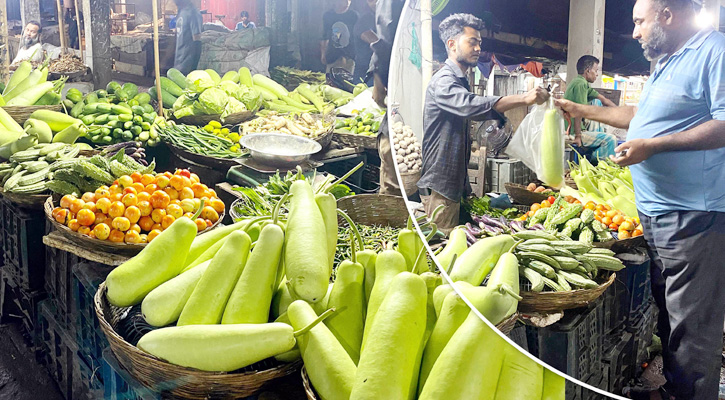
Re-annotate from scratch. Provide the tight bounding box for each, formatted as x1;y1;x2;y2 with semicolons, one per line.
69;199;85;214
139;216;155;232
144;184;158;194
151;208;167;224
124;206;141;224
546;195;556;204
156;175;170;189
201;206;219;223
633;216;641;226
210;198;225;214
77;226;92;236
122;187;138;196
60;195;75;209
166;204;184;219
108;229;125;242
147;229;162;242
150;190;171;209
112;217;131;232
164;187;179;201
530;203;541;213
77;209;96;226
618;230;631;239
137;201;153;217
139;234;148;244
612;215;625;225
125;230;142;244
541;200;551;208
195;218;207;232
595;204;605;212
94;186;111;200
190;173;200;183
527;210;535;217
151;223;162;231
620;220;635;231
93;223;111;240
632;229;643;237
179;187;194;200
602;216;613;226
130;224;141;234
137;192;151;203
169;175;185;191
605;210;618;219
177;169;191;178
121;193;138;208
609;223;619;230
140;174;155;186
81;201;97;213
67;219;80;232
130;172;143;183
118;175;133;188
108;201;126;218
81;192;96;203
161;215;176;230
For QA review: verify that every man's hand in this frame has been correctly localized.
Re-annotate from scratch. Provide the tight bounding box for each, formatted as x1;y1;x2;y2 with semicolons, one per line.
609;139;656;167
571;135;582;147
524;87;549;105
554;98;581;120
373;73;387;109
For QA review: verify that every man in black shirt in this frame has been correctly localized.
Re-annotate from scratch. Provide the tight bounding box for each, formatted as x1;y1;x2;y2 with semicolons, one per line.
353;0;377;84
321;0;358;73
418;14;548;233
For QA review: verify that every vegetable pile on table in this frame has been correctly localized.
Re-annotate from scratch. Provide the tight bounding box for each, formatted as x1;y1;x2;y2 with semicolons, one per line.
270;66;326;89
156;121;245;159
101;178;564;399
1;59;66;106
240;111;331;139
563;155;637;218
519;194;613;243
165;68;262;120
51;168;224;244
67;81;161;146
0;143;88;195
0;109;86;161
335;113;381;136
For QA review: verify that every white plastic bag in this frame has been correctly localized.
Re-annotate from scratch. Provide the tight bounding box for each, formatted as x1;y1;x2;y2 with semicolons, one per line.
504;104;565;188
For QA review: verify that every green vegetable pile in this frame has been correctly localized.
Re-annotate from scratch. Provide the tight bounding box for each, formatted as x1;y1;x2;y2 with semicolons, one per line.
462;196;521;219
67;81;161;147
270;66;326;90
156;121;245;159
2;59;66;106
0;143;86;194
335;113;381;136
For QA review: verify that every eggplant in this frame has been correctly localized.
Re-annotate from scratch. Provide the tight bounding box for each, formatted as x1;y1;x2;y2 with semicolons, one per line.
479;223;504;235
464;228;478;244
509;220;525;232
474;215;508;230
529;223;545;231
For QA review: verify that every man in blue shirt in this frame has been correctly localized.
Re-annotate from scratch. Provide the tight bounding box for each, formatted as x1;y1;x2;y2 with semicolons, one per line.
173;0;203;75
235;11;256;30
557;0;725;398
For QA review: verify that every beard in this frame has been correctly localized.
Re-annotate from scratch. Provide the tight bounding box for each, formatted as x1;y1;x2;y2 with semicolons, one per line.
640;19;669;61
456;52;479;69
20;34;39;49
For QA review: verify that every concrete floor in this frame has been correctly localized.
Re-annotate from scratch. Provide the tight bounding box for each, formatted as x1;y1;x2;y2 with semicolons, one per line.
0;323;63;400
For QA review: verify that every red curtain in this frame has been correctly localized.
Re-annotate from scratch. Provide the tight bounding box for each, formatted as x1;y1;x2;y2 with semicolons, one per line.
199;0;258;30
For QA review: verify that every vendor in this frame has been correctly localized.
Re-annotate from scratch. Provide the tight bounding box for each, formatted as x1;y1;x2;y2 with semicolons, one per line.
11;21;44;65
235;11;256;30
173;0;203;75
321;0;358;73
370;0;404;196
352;0;377;85
556;0;725;398
418;13;548;233
564;55;618;160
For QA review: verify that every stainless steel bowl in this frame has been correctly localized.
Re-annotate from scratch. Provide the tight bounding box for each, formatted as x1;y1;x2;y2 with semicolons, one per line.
239;133;322;167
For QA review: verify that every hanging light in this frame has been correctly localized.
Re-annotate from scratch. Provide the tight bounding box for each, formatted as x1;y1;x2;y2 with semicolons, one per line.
695;2;714;28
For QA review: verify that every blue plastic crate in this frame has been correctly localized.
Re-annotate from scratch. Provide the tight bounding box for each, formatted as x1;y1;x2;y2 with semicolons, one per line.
2;269;46;340
44;245;82;327
34;299;77;400
102;348;159;400
72;262;113;363
1;198;47;291
75;351;104;400
615;249;651;325
529;308;595;380
601;330;635;394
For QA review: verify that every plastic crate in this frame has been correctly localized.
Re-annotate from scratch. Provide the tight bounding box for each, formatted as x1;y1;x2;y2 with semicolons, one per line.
2;269;47;339
629;301;658;368
73;262;113;363
102;348;159;400
75;351;104;400
44;245;82;327
507;323;528;352
485;158;536;194
615;249;651;326
34;299;77;400
587;299;604;378
318;153;367;189
601;330;635;394
1;198;47;291
565;377;582;400
527;308;595;380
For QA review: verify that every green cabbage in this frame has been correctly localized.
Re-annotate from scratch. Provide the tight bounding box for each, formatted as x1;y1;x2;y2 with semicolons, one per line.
197;88;228;115
186;70;215;93
222;97;246;119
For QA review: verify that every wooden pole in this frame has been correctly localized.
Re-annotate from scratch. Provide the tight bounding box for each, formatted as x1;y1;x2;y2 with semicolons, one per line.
74;0;84;61
152;0;163;115
421;0;432;112
0;0;8;83
56;0;67;54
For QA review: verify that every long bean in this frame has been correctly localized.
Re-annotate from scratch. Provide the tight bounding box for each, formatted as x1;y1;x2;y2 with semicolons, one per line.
157;123;246;159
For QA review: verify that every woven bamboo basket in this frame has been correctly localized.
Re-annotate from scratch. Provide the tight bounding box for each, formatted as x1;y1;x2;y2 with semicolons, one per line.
335;194;408;228
165;142;245;170
593;235;646;253
518;272;616;314
3;105;63;125
94;283;301;399
0;188;53;209
504;183;553;205
45;197;224;257
333;130;377;150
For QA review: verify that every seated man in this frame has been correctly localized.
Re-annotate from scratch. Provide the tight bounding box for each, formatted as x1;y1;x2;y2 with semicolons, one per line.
12;21;44;65
564;55;617;161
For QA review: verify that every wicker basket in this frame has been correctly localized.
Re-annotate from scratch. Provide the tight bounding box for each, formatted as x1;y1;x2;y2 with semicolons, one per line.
94;283;301;399
504;183;553;205
165;142;245;171
172;110;256;126
593;235;646;253
3;105;63;125
0;188;53;209
518;272;616;314
336;194;408;229
333;131;377;150
45;197;224;257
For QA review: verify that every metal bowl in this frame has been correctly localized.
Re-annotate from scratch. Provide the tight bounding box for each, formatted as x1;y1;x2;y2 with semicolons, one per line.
239;133;322;167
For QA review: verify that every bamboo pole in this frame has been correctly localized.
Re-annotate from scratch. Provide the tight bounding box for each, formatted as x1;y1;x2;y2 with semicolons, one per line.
0;0;8;84
74;0;84;61
152;0;164;115
421;0;432;112
56;0;67;54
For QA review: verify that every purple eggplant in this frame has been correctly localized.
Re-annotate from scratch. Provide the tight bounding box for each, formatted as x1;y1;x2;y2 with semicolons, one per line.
479;223;504;235
475;215;509;230
465;223;482;235
529;223;545;231
464;228;478;244
509;220;525;232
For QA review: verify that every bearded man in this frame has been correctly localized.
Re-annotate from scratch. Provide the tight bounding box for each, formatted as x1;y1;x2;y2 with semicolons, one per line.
556;0;725;398
12;21;43;65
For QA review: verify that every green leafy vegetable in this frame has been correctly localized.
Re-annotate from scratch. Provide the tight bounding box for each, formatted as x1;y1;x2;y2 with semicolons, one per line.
462;196;521;219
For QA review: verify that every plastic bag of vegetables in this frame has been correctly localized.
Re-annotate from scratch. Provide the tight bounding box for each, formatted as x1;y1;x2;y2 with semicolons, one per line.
505;104;565;188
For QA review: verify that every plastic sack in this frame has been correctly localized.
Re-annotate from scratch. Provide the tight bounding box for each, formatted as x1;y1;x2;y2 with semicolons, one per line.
505;104;565;188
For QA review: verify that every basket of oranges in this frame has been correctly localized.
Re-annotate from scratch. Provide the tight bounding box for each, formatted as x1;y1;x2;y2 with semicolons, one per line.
45;169;225;256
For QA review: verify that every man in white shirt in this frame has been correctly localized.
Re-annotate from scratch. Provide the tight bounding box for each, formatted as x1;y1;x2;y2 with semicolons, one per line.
12;21;44;65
